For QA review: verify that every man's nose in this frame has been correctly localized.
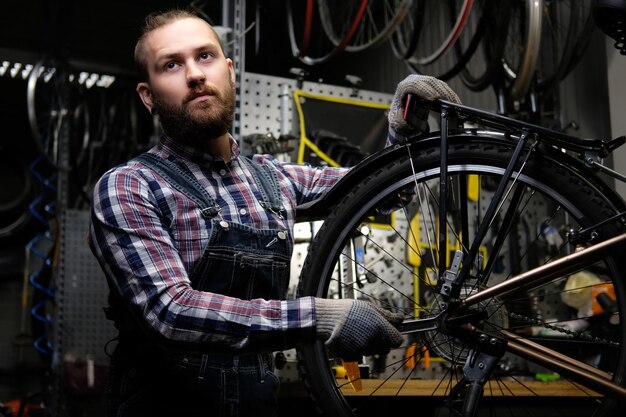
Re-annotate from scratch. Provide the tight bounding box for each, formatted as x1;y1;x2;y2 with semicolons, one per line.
186;62;206;84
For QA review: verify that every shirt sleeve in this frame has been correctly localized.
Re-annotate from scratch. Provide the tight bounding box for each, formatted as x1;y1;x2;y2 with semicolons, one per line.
263;126;398;206
88;165;316;353
386;125;404;147
256;156;348;206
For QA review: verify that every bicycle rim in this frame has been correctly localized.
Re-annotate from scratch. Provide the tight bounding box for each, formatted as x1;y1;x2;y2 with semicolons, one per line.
408;0;494;83
536;0;595;92
27;59;65;168
457;0;510;92
297;133;626;417
286;0;365;65
318;0;412;52
408;0;475;66
502;0;543;101
389;0;426;60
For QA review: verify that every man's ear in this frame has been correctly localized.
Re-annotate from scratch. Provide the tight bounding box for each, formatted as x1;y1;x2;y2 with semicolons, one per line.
136;82;154;113
226;58;235;83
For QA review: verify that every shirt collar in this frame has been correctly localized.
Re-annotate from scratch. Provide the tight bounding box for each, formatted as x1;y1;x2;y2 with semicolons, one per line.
157;134;241;165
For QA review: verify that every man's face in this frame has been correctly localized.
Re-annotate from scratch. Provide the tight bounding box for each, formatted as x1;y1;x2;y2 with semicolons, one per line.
138;17;236;144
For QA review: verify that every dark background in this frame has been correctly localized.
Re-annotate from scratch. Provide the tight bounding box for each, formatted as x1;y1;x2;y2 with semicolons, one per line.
0;0;388;88
0;2;619;415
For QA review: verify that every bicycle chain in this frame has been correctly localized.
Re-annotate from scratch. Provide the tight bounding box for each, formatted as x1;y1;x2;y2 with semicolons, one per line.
508;312;619;346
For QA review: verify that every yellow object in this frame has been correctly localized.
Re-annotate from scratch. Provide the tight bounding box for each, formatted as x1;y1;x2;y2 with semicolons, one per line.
292;90;389;166
342;360;362;392
467;175;479;201
333;365;347;379
407;213;422;267
405;343;430;370
422;345;430;369
561;271;602;309
405;343;417;369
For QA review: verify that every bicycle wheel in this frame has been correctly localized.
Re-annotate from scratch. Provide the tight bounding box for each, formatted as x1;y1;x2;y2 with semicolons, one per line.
501;0;543;101
535;0;595;92
318;0;412;52
297;131;626;416
406;0;498;84
456;0;511;92
286;0;367;65
389;0;426;60
27;59;67;168
407;0;475;66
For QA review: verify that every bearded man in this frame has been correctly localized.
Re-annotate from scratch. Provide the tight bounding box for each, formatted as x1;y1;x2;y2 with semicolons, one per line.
89;8;405;417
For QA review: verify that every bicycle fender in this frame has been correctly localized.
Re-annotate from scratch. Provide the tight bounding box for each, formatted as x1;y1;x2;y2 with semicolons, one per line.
295;133;442;221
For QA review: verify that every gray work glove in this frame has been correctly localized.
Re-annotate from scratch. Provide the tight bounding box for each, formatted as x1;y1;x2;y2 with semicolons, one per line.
315;298;404;361
388;74;461;136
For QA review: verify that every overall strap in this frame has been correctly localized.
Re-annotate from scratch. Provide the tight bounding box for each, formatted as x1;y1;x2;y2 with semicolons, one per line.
239;156;284;216
134;153;221;218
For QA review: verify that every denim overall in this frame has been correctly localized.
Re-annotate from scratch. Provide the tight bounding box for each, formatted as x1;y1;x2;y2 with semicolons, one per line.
106;152;292;417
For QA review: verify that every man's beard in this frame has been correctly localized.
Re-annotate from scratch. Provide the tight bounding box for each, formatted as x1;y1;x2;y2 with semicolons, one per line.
152;78;236;148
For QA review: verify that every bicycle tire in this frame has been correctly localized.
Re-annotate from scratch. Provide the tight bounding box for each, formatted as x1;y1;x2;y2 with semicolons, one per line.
27;59;67;168
534;0;592;93
562;4;596;80
389;0;426;60
286;0;314;58
286;0;367;65
405;0;494;83
502;0;543;101
297;132;626;417
534;0;579;92
457;0;511;92
318;0;413;53
408;0;475;66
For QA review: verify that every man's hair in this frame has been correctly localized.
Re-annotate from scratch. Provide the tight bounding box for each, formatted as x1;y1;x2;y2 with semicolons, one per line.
134;9;226;81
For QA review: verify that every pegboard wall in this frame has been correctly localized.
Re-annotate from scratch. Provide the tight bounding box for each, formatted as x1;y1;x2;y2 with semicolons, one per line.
240;72;394;141
55;209;116;365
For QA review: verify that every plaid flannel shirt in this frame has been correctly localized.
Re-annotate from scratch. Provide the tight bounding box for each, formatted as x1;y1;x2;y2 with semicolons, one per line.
89;135;349;352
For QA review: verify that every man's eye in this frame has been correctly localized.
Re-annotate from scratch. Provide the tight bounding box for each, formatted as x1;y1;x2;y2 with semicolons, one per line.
199;53;213;62
165;62;179;70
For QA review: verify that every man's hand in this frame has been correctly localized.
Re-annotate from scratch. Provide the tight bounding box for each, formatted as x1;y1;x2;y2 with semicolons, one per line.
388;74;461;136
315;298;404;361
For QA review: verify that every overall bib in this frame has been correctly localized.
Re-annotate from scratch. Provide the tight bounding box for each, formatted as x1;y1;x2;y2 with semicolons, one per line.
106;153;292;417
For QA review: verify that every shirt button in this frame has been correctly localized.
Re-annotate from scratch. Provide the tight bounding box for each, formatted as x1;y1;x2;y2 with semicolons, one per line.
239;208;247;215
219;169;227;176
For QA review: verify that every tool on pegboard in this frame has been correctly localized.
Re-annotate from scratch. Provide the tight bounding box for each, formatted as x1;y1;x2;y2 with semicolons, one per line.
26;155;57;361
